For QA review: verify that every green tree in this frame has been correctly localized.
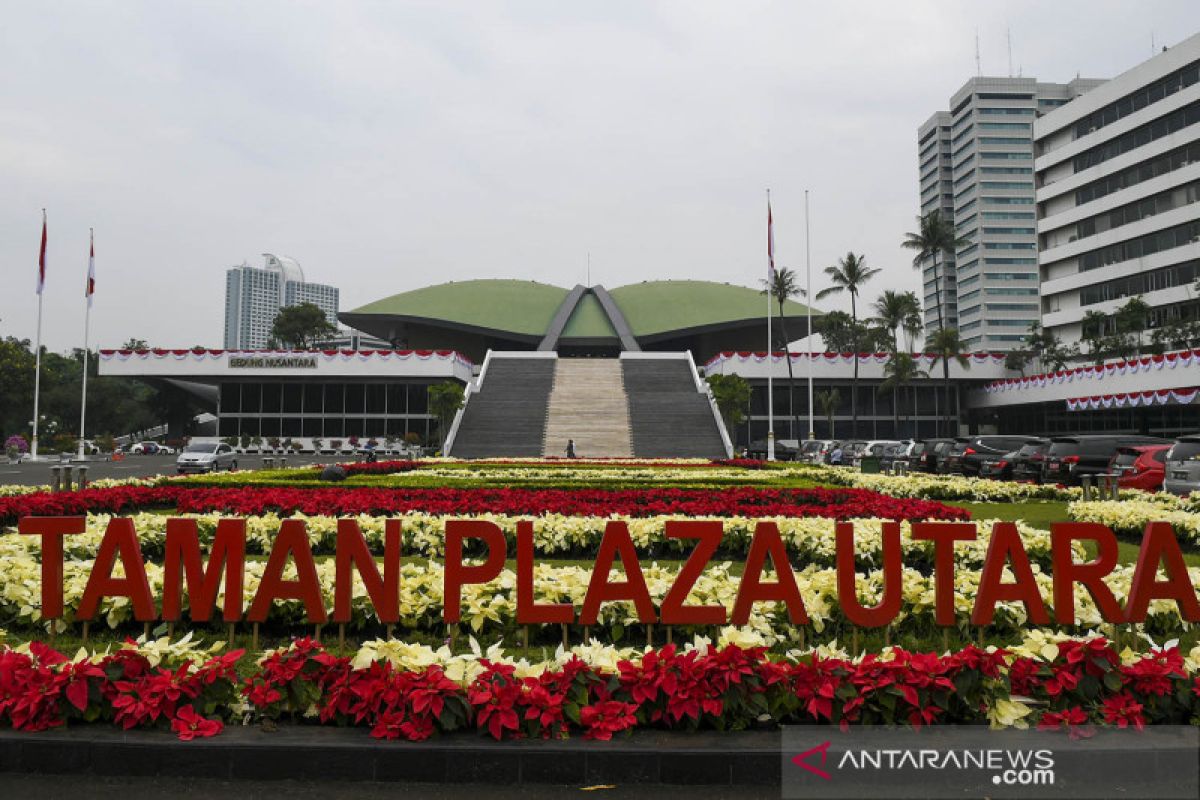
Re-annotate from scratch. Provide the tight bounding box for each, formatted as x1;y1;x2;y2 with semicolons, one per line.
872;290;921;353
270;303;337;349
927;327;970;437
428;381;465;450
761;267;806;440
902;211;968;337
816;252;880;439
879;352;927;439
816;388;841;439
706;374;751;439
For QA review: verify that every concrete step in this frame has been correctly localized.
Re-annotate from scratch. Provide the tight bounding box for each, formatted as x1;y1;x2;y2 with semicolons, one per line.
543;359;633;458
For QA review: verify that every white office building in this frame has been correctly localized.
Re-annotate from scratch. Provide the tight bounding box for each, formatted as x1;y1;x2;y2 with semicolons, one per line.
223;254;340;349
919;76;1103;349
1036;34;1200;350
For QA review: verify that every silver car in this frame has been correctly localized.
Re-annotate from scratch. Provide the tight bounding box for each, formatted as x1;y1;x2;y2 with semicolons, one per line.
1163;436;1200;496
176;442;238;474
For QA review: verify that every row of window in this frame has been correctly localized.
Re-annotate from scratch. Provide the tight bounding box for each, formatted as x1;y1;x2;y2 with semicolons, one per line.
1074;139;1200;207
1073;100;1200;173
1079;218;1200;272
219;382;438;415
1079;257;1200;306
218;416;432;440
979;107;1036;116
984;257;1037;265
1076;180;1200;241
984;242;1037;250
1073;59;1200;139
983;226;1036;235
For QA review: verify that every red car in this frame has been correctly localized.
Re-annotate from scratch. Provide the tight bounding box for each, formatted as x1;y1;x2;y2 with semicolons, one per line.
1110;445;1170;491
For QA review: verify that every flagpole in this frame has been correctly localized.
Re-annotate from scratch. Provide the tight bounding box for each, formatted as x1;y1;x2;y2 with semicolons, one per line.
31;210;46;461
766;190;775;462
805;190;814;440
78;229;93;460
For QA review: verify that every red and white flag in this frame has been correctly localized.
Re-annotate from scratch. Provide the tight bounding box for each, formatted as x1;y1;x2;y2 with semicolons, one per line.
767;199;776;283
37;210;47;295
86;231;95;307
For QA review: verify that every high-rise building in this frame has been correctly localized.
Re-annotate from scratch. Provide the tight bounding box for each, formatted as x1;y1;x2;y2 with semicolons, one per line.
223;254;340;349
918;76;1103;349
1035;34;1200;351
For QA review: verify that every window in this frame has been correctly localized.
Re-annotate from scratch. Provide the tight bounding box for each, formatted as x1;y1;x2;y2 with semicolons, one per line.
984;257;1037;264
1073;60;1200;138
982;211;1035;220
1075;140;1200;207
980;166;1032;174
986;302;1039;311
980;151;1031;160
984;272;1037;280
1080;219;1200;272
979;136;1031;145
983;226;1036;235
982;196;1034;205
1073;100;1200;173
986;287;1039;296
1080;258;1200;305
959;274;981;288
979;122;1031;130
981;181;1034;190
978;107;1035;115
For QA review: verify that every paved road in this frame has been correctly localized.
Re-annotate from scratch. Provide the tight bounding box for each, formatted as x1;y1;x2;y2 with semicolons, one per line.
0;453;338;487
0;775;775;799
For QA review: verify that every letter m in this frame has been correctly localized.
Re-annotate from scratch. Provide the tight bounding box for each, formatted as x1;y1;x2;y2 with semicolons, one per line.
163;518;247;622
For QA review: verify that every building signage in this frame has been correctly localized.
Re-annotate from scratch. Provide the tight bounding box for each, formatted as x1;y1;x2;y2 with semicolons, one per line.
228;356;318;369
15;517;1200;627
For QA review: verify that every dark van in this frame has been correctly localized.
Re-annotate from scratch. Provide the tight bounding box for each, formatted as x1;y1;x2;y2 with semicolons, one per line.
1042;435;1170;485
943;435;1038;477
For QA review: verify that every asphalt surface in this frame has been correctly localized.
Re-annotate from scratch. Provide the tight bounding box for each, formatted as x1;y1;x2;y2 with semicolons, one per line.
0;453;341;486
0;775;776;799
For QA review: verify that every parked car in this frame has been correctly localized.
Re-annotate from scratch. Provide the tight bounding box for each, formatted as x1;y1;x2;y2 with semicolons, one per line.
800;439;837;464
852;440;904;468
938;438;972;474
156;443;175;455
979;449;1019;480
1010;439;1052;483
1110;445;1170;492
912;438;955;473
840;440;870;466
176;442;238;474
1042;435;1170;485
942;435;1039;477
879;442;913;472
746;439;799;461
128;441;159;454
1163;436;1200;496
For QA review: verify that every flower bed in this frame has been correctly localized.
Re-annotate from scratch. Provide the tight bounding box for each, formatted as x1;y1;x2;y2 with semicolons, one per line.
2;547;1191;639
6;512;1066;569
3;634;1198;741
0;484;968;526
1069;499;1200;544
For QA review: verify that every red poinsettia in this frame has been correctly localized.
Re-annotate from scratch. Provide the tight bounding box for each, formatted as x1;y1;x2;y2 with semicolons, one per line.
1100;693;1145;731
1037;706;1094;739
171;706;223;740
580;700;638;740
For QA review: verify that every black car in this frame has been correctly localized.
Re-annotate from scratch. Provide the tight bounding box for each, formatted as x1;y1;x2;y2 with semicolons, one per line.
943;435;1041;477
1010;439;1051;483
913;438;956;473
979;449;1020;480
1042;435;1171;485
936;441;974;472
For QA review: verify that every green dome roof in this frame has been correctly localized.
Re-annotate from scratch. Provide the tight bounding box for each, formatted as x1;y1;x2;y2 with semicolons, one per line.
608;280;816;338
347;279;569;338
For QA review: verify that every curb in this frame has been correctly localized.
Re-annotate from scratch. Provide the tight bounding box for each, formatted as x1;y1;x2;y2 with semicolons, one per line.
0;727;782;786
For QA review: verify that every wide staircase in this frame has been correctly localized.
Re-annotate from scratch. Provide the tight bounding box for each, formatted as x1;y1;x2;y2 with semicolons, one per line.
542;359;633;458
622;357;728;458
448;356;555;458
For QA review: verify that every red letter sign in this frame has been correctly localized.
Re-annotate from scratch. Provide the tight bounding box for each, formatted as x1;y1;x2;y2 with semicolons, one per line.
247;520;327;623
1126;522;1200;623
516;521;574;625
579;521;657;625
77;517;156;622
731;522;808;625
836;521;902;628
17;516;84;620
1050;522;1123;624
911;522;977;626
444;520;508;625
972;522;1050;626
659;520;727;625
163;518;246;622
334;519;402;624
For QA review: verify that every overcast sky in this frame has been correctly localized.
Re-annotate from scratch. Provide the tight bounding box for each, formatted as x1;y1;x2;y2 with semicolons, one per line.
3;1;1197;351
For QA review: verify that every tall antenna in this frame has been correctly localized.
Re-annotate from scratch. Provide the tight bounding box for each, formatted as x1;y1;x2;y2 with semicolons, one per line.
975;29;981;76
1007;28;1013;77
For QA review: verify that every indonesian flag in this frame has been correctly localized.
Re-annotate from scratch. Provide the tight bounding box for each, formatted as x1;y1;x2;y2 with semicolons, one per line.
86;230;95;307
37;210;47;295
767;198;776;282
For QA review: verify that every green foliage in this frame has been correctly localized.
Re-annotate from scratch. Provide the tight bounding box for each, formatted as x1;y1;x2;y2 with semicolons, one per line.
428;382;465;447
706;374;751;433
901;211;967;334
270;303;337;349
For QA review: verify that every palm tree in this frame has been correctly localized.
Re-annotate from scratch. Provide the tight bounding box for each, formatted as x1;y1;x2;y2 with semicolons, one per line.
902;211;968;337
761;267;806;442
872;290;924;435
900;292;924;352
816;388;841;439
816;253;880;438
927;327;970;438
879;352;927;439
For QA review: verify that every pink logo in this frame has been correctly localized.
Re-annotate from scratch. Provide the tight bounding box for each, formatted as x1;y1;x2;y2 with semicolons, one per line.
791;741;833;780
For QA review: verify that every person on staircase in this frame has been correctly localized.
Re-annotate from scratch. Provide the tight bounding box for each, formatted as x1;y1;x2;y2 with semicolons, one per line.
566;439;577;459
